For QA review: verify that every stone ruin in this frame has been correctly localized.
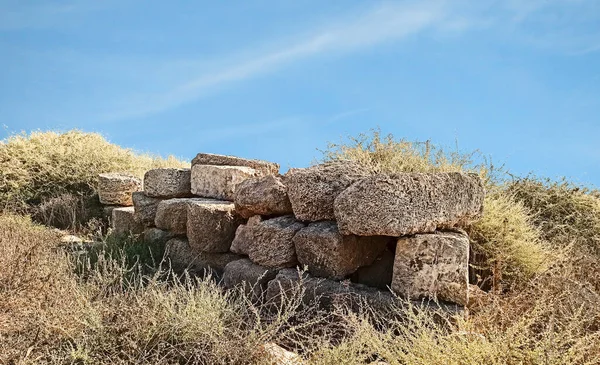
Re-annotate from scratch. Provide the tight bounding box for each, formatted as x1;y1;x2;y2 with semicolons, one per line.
97;153;485;310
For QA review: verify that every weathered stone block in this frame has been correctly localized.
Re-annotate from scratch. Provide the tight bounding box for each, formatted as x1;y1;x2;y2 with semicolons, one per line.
222;258;278;300
246;216;305;269
230;215;263;255
143;228;175;246
284;161;371;221
334;172;485;236
112;207;143;234
293;221;389;280
166;237;242;275
98;173;142;206
351;248;395;290
191;164;259;201
143;168;192;198
154;198;207;235
187;199;243;253
234;175;292;218
192;153;279;175
132;192;161;226
392;231;470;305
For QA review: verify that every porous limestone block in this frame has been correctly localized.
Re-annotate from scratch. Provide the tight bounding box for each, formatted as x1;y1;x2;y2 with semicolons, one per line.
165;237;242;275
222;258;278;300
132;192;161;227
230;215;263;255
192;153;280;175
143;168;192;198
246;216;305;269
391;231;470;305
284;161;371;221
98;173;142;206
334;172;485;236
191;164;259;201
143;227;175;246
112;207;143;234
234;175;292;218
187;199;243;253
293;221;389;280
154;198;207;235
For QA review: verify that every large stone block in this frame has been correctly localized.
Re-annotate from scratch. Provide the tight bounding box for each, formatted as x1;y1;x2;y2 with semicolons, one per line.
230;215;263;255
284;162;371;221
192;153;279;175
187;199;243;253
222;258;278;300
154;198;207;235
392;231;469;305
112;207;143;235
165;237;242;275
143;228;175;246
246;216;305;269
334;172;485;236
143;168;192;198
234;175;293;218
351;248;395;290
97;173;142;206
191;164;259;201
293;221;390;280
132;192;161;227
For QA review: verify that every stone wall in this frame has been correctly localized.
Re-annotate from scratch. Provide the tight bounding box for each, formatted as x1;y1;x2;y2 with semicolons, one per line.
97;153;485;307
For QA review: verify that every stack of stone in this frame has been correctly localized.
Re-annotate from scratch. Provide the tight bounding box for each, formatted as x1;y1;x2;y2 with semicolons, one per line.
97;173;144;234
105;153;485;308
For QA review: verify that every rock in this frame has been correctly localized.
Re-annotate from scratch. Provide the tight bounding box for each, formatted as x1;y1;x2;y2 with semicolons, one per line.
334;172;484;236
102;205;117;221
284;161;371;221
192;153;279;175
234;175;293;218
112;207;144;235
246;216;305;269
222;259;278;300
257;343;304;365
143;228;175;246
154;198;207;235
143;168;192;198
132;192;161;227
351;248;395;290
60;235;84;244
166;237;242;275
391;231;470;305
187;199;243;253
191;164;259;201
230;216;263;255
97;173;142;206
293;221;389;280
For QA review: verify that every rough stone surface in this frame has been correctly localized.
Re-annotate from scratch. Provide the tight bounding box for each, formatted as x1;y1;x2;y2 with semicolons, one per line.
192;153;279;175
191;164;259;201
112;207;143;234
293;221;390;280
284;161;371;221
143;168;192;198
143;228;175;246
222;258;278;300
234;175;293;218
103;205;116;221
334;172;485;236
132;192;161;227
187;199;243;253
392;231;470;305
230;215;263;255
166;237;242;275
97;173;142;206
155;198;207;235
351;248;395;290
258;343;304;365
246;216;305;269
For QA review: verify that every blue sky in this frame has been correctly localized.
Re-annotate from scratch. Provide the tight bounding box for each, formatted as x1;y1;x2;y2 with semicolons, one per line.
1;1;599;184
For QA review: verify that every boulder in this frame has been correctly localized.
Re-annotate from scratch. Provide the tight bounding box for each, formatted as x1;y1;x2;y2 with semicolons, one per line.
191;164;259;201
257;343;304;365
284;162;371;221
192;153;279;175
111;207;143;235
97;173;142;206
230;215;263;255
392;231;470;305
143;228;176;246
293;221;390;280
351;248;395;290
143;168;192;198
166;237;242;275
246;216;305;269
334;172;485;236
234;175;293;218
132;192;161;226
222;258;278;300
154;198;207;235
187;199;243;253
